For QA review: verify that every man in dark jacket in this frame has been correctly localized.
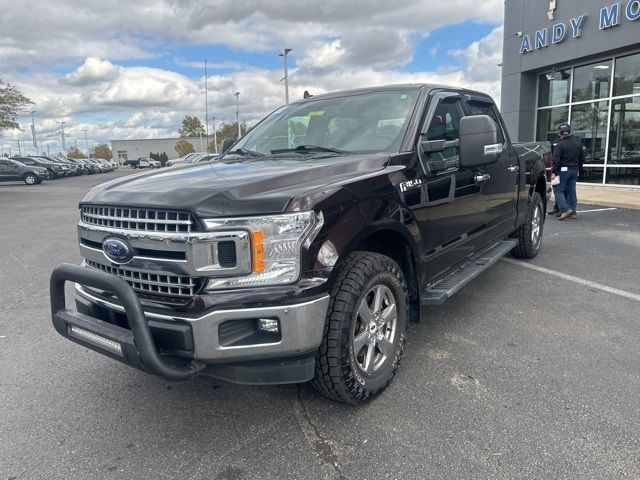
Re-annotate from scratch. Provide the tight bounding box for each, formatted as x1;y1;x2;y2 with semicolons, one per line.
552;124;584;220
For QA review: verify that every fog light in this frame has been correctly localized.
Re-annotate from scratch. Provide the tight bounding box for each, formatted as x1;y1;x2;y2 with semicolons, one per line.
68;326;123;356
257;318;280;334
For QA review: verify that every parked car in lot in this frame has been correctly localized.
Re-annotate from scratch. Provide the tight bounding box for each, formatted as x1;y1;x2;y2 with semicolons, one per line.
37;156;74;177
194;154;218;163
0;158;49;184
128;157;161;169
166;153;204;166
11;157;63;179
50;84;549;404
84;158;112;173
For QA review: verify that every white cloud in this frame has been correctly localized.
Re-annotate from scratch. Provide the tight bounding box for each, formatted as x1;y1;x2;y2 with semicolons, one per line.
0;2;505;152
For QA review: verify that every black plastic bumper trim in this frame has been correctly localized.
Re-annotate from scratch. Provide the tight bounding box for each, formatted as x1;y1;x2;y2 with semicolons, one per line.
50;263;197;381
201;352;317;385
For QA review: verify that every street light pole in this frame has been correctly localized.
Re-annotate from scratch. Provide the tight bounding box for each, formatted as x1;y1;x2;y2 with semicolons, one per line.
83;129;89;155
212;116;217;153
279;48;293;104
234;92;241;140
31;111;38;152
56;121;67;152
18;139;22;156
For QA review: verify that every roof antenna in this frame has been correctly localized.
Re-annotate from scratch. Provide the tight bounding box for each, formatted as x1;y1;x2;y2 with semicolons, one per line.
303;90;313;99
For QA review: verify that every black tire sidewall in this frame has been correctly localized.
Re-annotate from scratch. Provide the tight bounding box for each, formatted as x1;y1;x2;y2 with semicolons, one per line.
346;270;408;393
526;193;543;256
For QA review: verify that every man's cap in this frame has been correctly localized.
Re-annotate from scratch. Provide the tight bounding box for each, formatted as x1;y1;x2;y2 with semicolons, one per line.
559;123;571;134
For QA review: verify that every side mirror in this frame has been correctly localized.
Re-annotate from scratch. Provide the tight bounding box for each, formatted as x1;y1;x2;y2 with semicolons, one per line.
459;115;501;168
220;138;235;155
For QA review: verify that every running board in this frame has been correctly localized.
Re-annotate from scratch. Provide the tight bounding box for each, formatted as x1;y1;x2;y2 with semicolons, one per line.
421;239;518;306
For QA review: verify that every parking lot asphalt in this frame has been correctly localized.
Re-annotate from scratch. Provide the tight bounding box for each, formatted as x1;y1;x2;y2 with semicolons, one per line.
1;171;639;480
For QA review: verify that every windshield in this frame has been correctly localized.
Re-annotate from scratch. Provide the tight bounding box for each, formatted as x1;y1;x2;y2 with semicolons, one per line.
227;90;418;159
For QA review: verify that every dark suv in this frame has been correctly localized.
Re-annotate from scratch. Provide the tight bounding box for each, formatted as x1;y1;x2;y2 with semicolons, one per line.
0;158;49;184
12;157;63;179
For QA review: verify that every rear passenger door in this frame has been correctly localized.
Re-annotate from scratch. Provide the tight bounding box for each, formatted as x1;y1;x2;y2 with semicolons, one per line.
0;160;18;180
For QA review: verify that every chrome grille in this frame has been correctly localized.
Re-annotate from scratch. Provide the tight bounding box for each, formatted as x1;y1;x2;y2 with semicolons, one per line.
85;260;200;298
81;205;194;233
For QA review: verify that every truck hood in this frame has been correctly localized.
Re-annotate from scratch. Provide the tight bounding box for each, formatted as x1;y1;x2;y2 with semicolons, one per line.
81;154;390;217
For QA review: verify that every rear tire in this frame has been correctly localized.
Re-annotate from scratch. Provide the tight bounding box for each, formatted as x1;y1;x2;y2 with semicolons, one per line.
312;251;408;405
511;192;543;259
23;173;38;185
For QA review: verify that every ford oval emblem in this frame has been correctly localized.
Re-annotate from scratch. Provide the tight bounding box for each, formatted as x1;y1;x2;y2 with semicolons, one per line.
102;237;133;264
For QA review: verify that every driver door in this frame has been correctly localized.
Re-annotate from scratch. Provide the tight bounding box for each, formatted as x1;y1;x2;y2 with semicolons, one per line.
412;93;489;279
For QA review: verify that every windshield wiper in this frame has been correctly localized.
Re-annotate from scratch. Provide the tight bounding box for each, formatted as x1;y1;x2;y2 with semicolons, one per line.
270;145;351;155
226;148;265;157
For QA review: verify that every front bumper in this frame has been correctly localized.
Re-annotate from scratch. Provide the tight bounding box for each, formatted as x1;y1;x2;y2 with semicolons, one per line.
51;264;329;384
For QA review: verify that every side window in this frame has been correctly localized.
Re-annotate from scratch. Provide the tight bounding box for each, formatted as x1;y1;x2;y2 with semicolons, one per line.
424;97;465;163
0;160;11;167
467;101;505;144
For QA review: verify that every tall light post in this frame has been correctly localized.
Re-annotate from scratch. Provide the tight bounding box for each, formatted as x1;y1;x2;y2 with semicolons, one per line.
83;129;89;155
56;121;67;152
234;92;241;140
212;115;218;153
31;111;38;152
279;48;293;104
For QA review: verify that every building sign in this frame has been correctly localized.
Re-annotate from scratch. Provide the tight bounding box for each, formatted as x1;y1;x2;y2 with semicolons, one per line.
520;1;640;54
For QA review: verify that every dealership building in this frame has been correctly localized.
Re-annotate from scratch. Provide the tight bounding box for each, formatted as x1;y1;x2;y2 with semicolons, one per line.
110;137;209;163
502;0;640;187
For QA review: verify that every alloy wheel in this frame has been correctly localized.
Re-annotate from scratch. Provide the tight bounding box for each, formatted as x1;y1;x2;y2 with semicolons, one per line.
352;284;398;374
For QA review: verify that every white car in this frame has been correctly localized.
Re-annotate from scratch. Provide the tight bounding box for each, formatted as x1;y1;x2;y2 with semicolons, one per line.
132;157;161;169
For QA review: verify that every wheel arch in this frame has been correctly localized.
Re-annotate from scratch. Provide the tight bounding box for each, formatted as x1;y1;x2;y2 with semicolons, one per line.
318;200;422;322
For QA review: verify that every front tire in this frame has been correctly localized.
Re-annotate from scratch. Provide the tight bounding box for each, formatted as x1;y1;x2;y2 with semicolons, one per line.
23;173;38;185
511;191;544;259
312;251;408;405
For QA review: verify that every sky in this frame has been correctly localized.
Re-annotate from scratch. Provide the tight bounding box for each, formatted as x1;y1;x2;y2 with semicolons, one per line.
0;0;505;155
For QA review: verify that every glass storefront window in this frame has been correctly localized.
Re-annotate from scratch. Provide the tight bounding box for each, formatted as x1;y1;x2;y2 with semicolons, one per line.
572;61;612;102
613;52;640;97
579;167;604;184
606;167;640;185
570;101;608;164
538;69;571;107
536;107;569;142
608;97;640;165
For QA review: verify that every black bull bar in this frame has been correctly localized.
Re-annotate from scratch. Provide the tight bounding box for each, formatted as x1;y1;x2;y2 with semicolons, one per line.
50;263;197;381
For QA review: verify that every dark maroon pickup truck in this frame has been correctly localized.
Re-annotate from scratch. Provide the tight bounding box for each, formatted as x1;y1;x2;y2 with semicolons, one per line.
50;84;548;404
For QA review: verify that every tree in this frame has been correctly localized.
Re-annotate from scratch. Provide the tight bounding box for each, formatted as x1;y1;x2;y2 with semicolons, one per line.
160;152;169;166
175;139;195;157
67;146;87;159
178;115;205;138
94;143;112;160
0;79;34;133
208;122;248;153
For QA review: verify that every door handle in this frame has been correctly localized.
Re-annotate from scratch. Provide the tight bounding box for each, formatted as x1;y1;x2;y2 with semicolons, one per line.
474;174;491;183
508;166;520;173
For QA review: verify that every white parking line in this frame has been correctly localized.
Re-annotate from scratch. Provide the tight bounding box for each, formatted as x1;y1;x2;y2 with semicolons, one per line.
577;208;618;213
502;258;640;303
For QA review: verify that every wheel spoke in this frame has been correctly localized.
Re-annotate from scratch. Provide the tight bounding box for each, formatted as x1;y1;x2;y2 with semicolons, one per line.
353;331;368;355
372;285;384;313
364;342;376;373
377;336;394;356
358;299;373;322
379;303;397;325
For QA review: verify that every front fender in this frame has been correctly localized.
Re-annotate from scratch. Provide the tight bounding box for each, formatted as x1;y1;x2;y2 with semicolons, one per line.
312;198;421;274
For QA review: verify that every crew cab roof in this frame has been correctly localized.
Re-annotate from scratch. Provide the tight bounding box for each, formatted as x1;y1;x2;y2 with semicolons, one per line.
292;83;497;106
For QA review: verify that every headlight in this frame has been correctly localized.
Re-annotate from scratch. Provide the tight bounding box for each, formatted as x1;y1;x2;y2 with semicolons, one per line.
203;211;322;289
